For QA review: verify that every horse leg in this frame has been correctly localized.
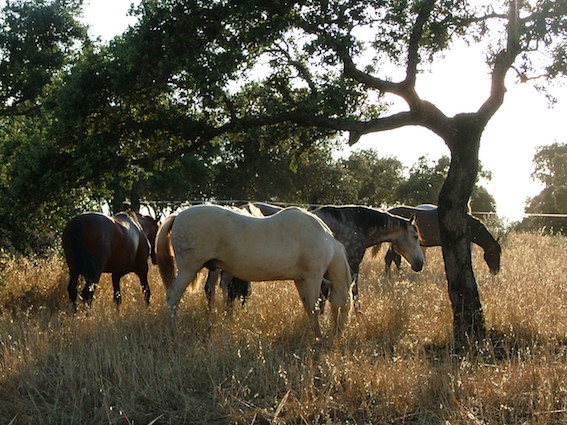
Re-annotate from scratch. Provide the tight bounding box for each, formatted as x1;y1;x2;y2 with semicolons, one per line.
81;278;98;306
326;247;353;336
384;247;401;281
166;255;202;316
219;271;232;307
135;263;151;305
204;269;220;311
220;272;237;314
328;280;353;336
294;278;323;338
139;273;151;305
317;276;331;315
67;271;80;311
112;273;123;307
227;276;251;308
351;269;361;313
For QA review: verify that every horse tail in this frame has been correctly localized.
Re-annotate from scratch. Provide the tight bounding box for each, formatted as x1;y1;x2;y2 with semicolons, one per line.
64;219;99;283
369;243;383;258
326;240;353;332
156;214;177;288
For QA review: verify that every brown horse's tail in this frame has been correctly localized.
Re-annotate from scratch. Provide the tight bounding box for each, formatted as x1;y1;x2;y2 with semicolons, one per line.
156;214;177;288
326;240;353;333
63;219;99;283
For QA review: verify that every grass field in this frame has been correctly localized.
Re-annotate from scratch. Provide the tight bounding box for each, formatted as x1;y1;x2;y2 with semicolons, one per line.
1;231;567;424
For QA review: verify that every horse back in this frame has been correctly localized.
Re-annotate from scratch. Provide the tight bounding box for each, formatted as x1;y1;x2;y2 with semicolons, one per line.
172;205;336;281
389;206;440;246
180;205;331;249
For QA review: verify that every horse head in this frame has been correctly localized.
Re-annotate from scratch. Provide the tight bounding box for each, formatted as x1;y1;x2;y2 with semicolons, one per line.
484;242;501;274
390;216;425;272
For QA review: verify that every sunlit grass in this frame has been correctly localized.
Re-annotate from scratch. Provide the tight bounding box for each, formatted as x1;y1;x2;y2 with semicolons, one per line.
1;232;567;424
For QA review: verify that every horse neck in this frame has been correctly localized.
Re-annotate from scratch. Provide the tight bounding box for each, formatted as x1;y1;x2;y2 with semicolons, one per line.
468;216;497;251
360;210;404;246
135;214;159;250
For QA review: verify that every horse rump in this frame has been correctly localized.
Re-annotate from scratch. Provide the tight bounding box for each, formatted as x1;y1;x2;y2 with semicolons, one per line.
62;217;100;284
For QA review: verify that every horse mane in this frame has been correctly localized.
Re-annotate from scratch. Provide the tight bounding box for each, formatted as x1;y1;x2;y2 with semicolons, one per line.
366;210;414;258
240;202;266;217
316;205;409;235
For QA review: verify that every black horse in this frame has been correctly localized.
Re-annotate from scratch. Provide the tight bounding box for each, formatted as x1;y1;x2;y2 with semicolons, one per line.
385;204;501;277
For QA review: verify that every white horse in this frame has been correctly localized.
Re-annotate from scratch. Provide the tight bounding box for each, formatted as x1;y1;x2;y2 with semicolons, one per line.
156;204;353;337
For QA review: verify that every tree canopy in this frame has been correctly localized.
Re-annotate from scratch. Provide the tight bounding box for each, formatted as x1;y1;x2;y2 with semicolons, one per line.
0;0;86;116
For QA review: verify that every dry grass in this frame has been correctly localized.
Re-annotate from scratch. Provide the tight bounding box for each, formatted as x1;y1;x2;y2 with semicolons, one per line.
1;232;567;424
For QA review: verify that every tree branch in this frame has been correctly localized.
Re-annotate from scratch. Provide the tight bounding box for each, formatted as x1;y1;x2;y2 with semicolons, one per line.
406;0;436;87
340;52;403;95
268;43;319;100
478;1;522;122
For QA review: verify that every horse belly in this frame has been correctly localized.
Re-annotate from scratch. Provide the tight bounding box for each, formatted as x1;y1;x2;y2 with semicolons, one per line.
105;235;142;273
217;236;331;282
215;251;301;282
103;256;136;274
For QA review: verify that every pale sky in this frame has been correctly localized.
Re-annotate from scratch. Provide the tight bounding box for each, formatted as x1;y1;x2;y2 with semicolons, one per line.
79;1;567;221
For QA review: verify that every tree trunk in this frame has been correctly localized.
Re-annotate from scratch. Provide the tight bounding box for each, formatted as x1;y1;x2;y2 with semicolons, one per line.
438;115;486;350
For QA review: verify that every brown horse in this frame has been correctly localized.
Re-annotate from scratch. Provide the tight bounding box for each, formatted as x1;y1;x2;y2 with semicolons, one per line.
62;211;159;309
386;204;501;276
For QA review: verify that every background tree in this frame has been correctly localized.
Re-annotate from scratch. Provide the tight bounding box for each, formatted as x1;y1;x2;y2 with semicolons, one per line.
520;142;567;233
396;156;450;206
396;155;495;212
0;0;86;117
340;149;405;207
0;0;86;251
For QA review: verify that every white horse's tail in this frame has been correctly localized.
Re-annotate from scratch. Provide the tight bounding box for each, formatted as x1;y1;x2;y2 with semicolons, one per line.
326;241;353;333
156;214;177;288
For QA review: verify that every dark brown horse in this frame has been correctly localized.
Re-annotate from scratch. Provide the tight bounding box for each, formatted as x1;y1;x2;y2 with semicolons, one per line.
313;205;424;309
386;204;501;276
62;211;159;309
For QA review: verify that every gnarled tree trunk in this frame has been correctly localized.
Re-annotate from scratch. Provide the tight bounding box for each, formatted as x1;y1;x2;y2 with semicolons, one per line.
438;114;487;349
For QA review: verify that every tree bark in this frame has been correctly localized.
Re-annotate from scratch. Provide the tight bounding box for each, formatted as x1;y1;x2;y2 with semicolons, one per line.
438;114;487;350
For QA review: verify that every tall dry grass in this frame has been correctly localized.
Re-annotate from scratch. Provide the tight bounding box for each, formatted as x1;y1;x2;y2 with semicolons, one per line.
1;232;567;424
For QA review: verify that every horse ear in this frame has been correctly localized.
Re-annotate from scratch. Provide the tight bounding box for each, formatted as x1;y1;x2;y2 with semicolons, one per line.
410;213;417;225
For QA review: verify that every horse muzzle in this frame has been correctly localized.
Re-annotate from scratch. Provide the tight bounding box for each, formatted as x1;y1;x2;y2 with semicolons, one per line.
411;258;424;272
